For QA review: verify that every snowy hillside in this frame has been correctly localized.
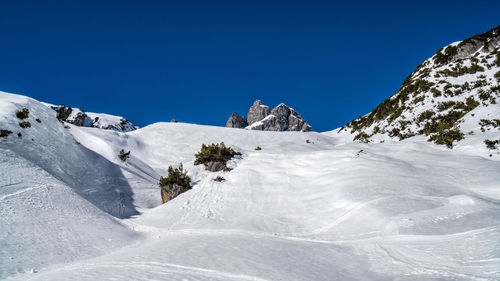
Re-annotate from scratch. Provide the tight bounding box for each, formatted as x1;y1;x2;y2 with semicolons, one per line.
337;25;500;156
1;89;500;280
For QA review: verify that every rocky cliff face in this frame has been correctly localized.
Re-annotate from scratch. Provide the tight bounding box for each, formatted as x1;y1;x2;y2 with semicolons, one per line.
226;100;312;132
337;25;500;149
46;104;137;132
226;112;248;128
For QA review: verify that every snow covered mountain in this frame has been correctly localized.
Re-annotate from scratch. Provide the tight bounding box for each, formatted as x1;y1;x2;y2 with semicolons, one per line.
44;103;137;132
337;25;500;156
1;25;500;281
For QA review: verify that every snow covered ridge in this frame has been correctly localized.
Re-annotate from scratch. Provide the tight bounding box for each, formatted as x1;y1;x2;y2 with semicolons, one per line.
339;25;500;152
43;103;137;132
226;99;312;132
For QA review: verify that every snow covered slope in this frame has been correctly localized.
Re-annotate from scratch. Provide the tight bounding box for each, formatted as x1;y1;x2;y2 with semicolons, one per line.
2;90;500;280
335;25;500;156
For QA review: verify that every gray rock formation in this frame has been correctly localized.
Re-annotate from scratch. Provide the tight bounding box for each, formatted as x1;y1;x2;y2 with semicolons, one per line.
48;104;137;132
226;112;248;128
247;100;271;125
161;183;189;203
225;100;311;132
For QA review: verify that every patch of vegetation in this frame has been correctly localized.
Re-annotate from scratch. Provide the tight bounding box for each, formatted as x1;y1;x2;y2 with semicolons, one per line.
214;176;225;182
55;106;73;120
118;149;130;161
437;101;456;111
434;45;458;65
479;119;500;128
306;139;311;143
0;130;13;137
438;64;485;77
17;132;22;137
431;87;442;97
417;110;435;123
484;139;500;150
428;129;464;148
353;132;371;143
19;121;31;128
16;108;29;119
159;163;191;190
254;146;262;150
35;118;41;123
194;142;241;165
494;70;500;80
420;102;477;136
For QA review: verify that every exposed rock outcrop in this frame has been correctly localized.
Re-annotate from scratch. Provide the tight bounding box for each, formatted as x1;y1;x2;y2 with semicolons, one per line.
226;112;248;128
46;104;137;132
247;100;271;125
161;183;189;204
225;100;312;132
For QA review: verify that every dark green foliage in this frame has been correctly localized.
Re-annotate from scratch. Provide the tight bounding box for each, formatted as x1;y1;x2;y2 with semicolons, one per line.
194;142;241;165
479;119;500;128
0;130;13;137
431;88;442;97
305;139;311;143
118;149;130;161
495;53;500;67
255;146;262;150
19;121;31;128
353;132;371;143
438;64;485;77
35;118;41;123
17;132;22;137
159;163;191;189
494;71;500;79
214;176;225;182
434;45;458;65
437;101;456;111
417;110;435;123
16;108;29;119
428;129;464;148
56;107;73;120
485;139;500;150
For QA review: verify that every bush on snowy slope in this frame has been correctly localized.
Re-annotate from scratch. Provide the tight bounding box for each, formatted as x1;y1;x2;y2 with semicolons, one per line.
194;142;241;172
159;163;191;203
118;149;131;161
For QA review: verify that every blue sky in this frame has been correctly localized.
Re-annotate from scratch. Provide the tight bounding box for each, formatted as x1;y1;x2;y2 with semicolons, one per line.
0;1;499;132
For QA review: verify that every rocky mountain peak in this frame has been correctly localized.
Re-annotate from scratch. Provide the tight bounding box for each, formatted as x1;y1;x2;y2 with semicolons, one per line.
226;112;248;128
226;100;312;132
247;99;271;125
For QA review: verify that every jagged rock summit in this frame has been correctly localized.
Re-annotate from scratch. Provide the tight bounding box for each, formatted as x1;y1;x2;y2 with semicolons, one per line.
226;100;312;132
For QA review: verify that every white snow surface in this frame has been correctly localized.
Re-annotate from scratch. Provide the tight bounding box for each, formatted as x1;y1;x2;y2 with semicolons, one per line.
1;91;500;280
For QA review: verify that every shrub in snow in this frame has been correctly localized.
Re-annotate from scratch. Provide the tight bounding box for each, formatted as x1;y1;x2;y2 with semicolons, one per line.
194;142;241;172
16;108;29;119
214;176;225;182
159;163;191;203
19;121;31;129
118;149;130;161
255;146;262;150
428;129;464;148
484;139;500;150
0;130;13;137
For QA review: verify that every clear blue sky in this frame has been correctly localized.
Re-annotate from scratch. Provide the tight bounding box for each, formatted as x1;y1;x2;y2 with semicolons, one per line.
0;1;499;132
